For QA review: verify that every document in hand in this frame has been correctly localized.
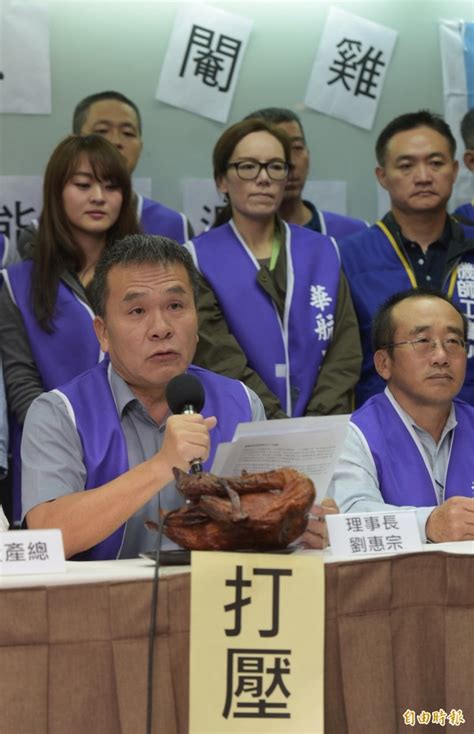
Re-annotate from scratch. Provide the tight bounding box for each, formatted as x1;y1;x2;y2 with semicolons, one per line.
210;415;350;500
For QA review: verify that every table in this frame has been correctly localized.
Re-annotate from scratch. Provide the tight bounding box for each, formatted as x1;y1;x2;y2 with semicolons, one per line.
1;544;473;734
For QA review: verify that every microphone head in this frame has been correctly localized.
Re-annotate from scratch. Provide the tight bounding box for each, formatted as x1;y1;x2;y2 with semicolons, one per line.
166;373;205;414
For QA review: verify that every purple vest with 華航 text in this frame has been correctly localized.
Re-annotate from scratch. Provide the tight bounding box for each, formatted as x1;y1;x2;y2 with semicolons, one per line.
340;222;474;407
139;196;188;243
55;361;253;561
187;221;341;416
3;260;102;389
351;392;474;506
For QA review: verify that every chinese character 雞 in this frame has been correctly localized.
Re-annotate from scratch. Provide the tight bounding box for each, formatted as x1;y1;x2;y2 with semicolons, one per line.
180;25;242;93
223;648;291;719
327;38;386;99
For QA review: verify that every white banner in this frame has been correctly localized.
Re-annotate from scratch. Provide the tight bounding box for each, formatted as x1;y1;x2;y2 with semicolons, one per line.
305;7;397;131
0;177;42;250
439;20;474;210
156;3;253;123
0;0;51;114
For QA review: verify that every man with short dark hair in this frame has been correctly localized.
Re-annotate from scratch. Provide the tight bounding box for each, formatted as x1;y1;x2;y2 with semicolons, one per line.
76;91;190;240
21;235;264;560
454;108;474;225
328;288;474;543
244;107;367;239
339;110;474;407
18;91;190;254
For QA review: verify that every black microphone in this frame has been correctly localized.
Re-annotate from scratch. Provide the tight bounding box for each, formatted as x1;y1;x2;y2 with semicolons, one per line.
166;373;206;474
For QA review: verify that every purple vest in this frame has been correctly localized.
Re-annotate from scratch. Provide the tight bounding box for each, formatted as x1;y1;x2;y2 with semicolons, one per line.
340;222;474;407
139;196;188;243
454;202;474;226
55;361;253;560
4;260;101;390
187;221;341;416
320;210;368;239
352;392;474;506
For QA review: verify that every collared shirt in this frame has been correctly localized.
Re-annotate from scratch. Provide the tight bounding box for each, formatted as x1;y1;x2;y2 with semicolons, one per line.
327;387;456;542
21;366;265;558
383;212;452;288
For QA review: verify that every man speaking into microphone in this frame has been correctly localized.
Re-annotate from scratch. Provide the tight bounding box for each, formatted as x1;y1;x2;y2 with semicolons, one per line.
20;235;266;560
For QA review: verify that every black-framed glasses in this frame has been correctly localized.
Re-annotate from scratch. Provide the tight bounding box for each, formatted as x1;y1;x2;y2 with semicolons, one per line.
226;159;290;181
381;337;467;356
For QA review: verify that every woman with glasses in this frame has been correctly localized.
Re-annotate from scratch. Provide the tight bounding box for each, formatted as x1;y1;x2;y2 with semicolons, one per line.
186;118;362;418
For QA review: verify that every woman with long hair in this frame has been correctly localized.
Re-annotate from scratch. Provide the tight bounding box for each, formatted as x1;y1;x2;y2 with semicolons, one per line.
186;118;361;418
0;134;140;425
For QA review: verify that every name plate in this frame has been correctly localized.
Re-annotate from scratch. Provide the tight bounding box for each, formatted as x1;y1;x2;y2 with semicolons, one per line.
326;510;422;557
0;529;65;575
190;551;325;733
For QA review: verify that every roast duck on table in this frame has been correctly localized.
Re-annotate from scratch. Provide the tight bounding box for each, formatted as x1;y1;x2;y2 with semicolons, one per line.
158;467;316;551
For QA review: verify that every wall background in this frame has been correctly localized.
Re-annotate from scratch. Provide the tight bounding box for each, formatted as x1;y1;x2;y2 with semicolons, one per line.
0;0;473;224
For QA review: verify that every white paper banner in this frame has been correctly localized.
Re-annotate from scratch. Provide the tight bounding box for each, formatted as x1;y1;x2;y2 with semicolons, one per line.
305;7;397;131
0;176;42;249
156;3;253;123
182;177;225;235
439;20;474;210
0;0;51;114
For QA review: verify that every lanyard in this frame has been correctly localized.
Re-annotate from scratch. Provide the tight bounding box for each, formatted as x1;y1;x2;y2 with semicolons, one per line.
376;220;457;298
268;234;281;271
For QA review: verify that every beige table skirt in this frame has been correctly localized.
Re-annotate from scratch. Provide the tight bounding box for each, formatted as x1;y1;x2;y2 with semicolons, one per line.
1;551;473;734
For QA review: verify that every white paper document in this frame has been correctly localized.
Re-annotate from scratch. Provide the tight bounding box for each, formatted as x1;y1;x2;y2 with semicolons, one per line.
211;415;350;500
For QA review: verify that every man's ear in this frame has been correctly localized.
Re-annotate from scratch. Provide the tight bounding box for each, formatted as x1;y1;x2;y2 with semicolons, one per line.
374;349;392;381
463;149;474;173
93;315;109;353
375;166;387;190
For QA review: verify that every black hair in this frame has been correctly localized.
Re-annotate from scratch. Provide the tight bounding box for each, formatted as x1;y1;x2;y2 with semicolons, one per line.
375;110;456;165
88;234;199;317
244;107;305;140
73;91;142;135
372;286;468;355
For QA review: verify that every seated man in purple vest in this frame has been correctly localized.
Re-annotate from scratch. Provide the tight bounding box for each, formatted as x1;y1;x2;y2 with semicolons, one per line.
328;287;474;544
243;107;368;239
453;108;474;226
17;91;190;255
20;235;265;560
